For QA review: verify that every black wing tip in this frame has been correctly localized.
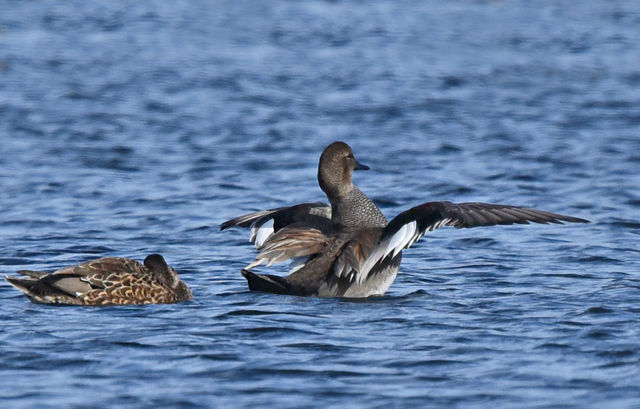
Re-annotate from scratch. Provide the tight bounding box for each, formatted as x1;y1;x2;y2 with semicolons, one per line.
557;218;590;224
220;215;250;230
535;213;590;225
220;215;256;230
509;214;590;225
567;216;590;224
477;203;591;225
220;215;245;230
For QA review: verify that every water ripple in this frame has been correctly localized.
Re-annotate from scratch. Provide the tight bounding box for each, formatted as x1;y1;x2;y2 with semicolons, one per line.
1;1;639;408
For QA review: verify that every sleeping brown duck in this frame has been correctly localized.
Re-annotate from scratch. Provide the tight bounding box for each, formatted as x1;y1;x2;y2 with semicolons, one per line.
221;141;590;298
5;254;192;305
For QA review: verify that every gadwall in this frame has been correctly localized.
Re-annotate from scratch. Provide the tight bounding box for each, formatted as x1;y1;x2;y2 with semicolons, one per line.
221;142;589;298
5;254;192;305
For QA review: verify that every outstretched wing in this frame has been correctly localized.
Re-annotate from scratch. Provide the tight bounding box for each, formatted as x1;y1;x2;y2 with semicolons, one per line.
340;201;590;285
220;202;332;247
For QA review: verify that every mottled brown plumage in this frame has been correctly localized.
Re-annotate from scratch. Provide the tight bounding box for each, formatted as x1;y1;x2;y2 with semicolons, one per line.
5;254;192;305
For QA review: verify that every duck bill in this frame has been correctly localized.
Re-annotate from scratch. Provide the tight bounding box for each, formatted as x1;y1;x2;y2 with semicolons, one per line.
355;161;370;171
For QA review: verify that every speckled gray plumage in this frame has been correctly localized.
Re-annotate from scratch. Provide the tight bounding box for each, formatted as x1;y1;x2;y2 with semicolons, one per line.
330;186;387;230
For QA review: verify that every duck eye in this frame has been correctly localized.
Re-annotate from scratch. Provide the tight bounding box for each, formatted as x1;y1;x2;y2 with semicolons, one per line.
346;153;353;159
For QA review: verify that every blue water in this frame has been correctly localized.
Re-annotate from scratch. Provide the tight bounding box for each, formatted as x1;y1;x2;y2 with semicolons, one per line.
1;1;639;408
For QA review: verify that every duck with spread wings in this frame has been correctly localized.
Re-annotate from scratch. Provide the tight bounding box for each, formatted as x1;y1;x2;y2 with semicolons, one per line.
221;142;589;298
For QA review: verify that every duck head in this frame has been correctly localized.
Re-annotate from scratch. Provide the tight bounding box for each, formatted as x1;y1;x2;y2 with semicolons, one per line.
318;141;369;199
144;253;181;288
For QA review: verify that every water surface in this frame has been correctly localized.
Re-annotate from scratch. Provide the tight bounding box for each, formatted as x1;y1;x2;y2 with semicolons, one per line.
1;1;639;408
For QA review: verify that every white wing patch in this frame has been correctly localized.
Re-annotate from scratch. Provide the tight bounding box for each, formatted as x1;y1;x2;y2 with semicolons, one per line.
354;218;451;285
250;219;274;248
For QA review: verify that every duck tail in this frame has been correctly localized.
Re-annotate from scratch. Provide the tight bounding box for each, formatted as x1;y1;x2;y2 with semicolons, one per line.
240;269;297;295
5;275;80;305
5;275;41;299
5;269;50;300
